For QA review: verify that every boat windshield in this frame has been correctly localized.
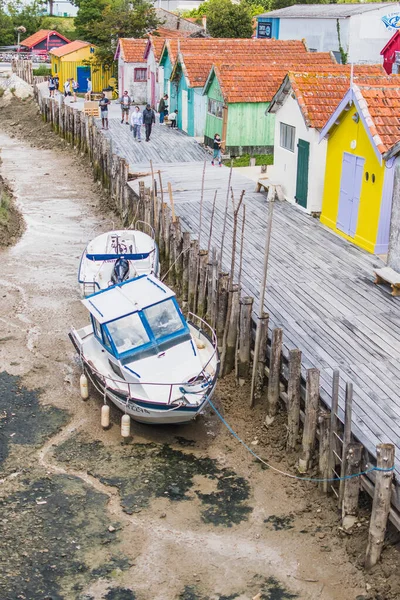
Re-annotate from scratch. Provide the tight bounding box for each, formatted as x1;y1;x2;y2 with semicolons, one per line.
143;299;185;342
107;313;150;354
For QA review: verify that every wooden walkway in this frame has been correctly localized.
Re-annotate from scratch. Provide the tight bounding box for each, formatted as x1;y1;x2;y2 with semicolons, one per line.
106;118;400;484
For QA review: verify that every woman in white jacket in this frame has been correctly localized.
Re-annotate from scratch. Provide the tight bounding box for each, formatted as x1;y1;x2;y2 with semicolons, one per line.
131;106;143;142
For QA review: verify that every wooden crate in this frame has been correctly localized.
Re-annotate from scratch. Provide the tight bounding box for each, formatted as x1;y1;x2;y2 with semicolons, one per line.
83;101;100;117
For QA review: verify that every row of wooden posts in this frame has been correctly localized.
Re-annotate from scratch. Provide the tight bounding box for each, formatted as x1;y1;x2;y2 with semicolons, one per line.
11;58;47;86
35;86;397;568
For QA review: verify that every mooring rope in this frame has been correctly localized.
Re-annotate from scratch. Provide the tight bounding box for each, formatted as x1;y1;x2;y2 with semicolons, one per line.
208;400;394;483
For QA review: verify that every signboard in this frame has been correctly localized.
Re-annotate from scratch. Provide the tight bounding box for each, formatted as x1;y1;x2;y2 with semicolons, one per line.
382;13;400;31
258;22;272;39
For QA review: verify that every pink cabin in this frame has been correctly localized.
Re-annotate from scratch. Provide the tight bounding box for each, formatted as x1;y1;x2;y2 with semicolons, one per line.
381;30;400;74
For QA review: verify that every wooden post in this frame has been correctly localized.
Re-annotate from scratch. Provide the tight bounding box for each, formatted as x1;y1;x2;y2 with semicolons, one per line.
210;252;219;330
265;327;283;425
253;313;269;403
168;181;176;223
237;296;254;385
250;192;275;406
365;444;395;569
318;410;331;494
286;349;302;451
216;272;230;349
329;369;340;485
342;443;363;530
188;239;199;314
168;217;177;287
197;249;209;318
182;231;191;304
222;284;240;376
298;368;320;473
338;381;353;508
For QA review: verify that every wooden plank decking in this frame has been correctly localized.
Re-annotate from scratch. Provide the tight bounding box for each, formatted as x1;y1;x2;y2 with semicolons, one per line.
106;119;400;485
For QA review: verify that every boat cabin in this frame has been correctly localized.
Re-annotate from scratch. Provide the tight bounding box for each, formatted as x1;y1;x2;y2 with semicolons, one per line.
82;275;190;364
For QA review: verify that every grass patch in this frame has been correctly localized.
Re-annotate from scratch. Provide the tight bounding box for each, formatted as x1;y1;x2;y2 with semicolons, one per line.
0;191;11;224
223;154;273;168
0;88;4;98
33;65;52;77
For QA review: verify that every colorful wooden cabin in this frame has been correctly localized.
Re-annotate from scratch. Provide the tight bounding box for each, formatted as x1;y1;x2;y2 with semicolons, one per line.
320;78;400;254
20;29;70;56
50;40;112;93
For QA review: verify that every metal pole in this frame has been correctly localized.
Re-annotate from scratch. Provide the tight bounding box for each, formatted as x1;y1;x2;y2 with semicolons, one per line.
250;192;275;406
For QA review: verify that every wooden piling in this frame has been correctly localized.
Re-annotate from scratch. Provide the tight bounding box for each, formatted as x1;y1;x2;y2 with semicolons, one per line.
237;296;254;385
286;349;302;451
252;312;269;404
182;231;191;304
222;284;240;376
216;272;230;348
339;381;353;507
329;369;340;484
265;327;283;425
365;443;395;569
298;368;320;473
188;240;199;314
318;410;331;494
342;443;363;530
197;249;209;318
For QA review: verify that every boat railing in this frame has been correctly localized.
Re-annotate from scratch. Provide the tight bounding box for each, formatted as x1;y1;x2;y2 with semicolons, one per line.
187;312;219;378
134;220;156;240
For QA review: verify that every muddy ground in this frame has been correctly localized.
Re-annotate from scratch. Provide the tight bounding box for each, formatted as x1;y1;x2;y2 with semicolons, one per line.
0;97;399;600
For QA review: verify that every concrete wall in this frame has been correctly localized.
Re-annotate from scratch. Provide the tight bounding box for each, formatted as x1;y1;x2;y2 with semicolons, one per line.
268;94;327;213
348;6;400;63
278;17;350;55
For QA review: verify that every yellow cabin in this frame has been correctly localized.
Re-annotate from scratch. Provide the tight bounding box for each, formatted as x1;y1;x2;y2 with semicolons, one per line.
319;80;400;255
50;40;112;94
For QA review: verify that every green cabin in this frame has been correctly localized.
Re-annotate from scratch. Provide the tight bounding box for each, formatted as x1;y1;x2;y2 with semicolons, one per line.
202;65;276;156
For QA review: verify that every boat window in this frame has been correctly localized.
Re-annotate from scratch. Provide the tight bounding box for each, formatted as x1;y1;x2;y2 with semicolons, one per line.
107;313;150;354
102;327;113;352
143;300;184;341
92;316;102;340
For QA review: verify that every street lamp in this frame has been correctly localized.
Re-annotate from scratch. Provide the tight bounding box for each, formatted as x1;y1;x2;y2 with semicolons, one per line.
15;26;26;54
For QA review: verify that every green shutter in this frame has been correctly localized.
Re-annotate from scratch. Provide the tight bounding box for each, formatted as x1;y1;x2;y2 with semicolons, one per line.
295;139;310;208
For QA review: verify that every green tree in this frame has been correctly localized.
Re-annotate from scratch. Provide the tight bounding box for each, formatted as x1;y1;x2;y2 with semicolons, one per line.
7;0;46;37
73;0;109;43
0;1;14;45
206;0;254;38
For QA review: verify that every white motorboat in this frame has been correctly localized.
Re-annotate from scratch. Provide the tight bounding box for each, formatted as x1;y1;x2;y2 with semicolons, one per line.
69;274;219;424
78;225;159;297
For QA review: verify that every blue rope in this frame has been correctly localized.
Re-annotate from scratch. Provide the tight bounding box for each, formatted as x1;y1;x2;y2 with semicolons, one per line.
208;400;394;483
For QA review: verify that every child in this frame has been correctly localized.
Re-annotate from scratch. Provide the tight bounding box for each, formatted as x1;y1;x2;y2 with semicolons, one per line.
169;110;177;128
212;133;224;166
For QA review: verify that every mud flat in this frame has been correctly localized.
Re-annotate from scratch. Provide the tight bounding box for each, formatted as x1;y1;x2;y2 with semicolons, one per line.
0;98;399;600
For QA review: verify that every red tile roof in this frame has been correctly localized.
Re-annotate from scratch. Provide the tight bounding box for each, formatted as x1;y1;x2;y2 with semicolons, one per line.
285;66;386;128
353;82;400;154
118;38;147;62
21;29;70;48
169;38;315;87
49;40;91;57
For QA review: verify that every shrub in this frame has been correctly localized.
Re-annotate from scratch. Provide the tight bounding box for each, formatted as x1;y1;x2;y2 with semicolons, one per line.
33;66;52;76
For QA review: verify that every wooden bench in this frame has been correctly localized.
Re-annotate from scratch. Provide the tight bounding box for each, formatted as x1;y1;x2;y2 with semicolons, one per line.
83;101;100;117
255;178;285;201
374;267;400;296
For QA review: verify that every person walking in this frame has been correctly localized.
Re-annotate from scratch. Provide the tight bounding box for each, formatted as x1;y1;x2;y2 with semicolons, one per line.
48;75;55;98
71;78;79;103
211;133;224;167
130;106;142;142
143;104;155;142
85;78;92;101
119;90;132;125
54;75;59;93
158;94;168;124
99;93;111;130
64;78;71;98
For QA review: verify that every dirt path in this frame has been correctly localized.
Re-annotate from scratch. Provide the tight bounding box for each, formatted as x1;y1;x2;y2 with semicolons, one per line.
0;100;394;600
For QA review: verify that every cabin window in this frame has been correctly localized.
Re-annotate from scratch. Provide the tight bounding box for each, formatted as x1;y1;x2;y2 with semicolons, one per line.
143;300;184;342
107;313;150;354
208;98;223;119
280;123;295;152
134;68;147;82
92;316;102;339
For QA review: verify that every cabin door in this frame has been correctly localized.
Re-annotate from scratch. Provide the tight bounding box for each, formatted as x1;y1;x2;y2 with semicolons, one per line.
295;139;310;208
337;152;365;237
77;66;90;93
182;89;188;133
151;72;156;108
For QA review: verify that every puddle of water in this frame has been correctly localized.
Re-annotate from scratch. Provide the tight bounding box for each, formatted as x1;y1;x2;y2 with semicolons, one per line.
54;434;252;527
0;371;70;467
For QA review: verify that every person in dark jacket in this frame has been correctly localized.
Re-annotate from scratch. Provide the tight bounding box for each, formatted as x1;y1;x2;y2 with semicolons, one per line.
158;94;168;124
143;104;156;142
